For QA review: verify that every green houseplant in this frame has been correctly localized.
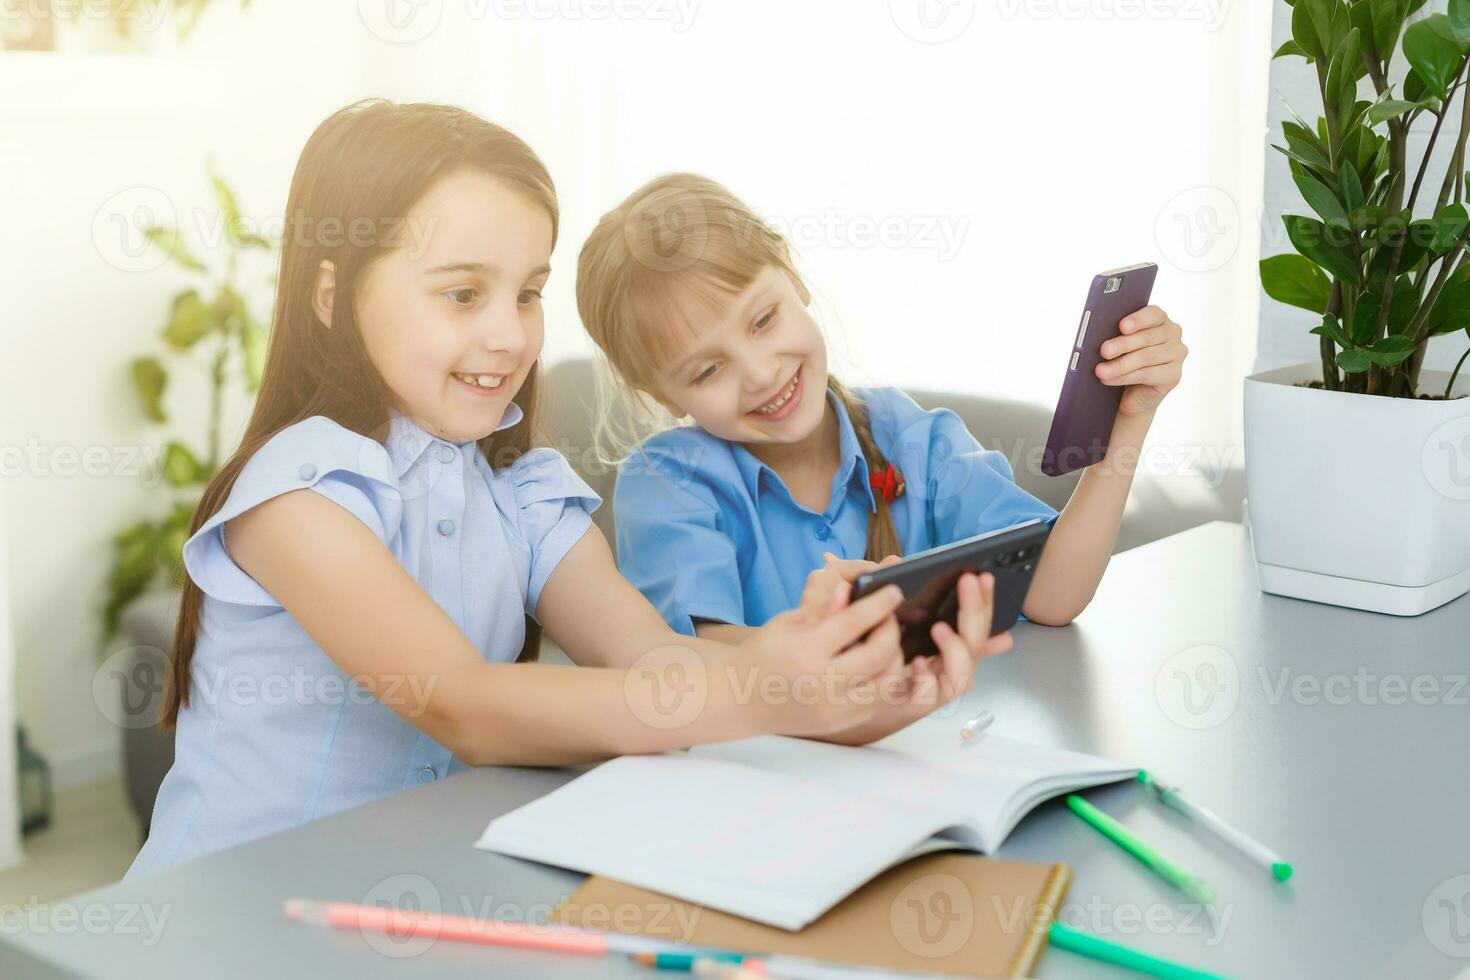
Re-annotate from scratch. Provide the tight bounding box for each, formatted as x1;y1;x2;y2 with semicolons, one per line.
1248;0;1470;617
103;167;276;637
1261;0;1470;397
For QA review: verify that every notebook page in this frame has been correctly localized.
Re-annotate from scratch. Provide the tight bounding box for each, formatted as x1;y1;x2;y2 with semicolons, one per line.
475;753;971;931
696;723;1134;852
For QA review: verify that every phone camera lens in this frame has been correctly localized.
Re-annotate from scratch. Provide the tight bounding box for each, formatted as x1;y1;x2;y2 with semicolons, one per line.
995;552;1012;567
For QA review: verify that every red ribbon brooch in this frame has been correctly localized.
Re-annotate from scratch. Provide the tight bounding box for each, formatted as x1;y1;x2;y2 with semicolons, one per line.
869;463;906;505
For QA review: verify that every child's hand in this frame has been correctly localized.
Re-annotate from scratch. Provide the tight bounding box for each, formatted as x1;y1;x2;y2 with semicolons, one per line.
735;579;907;738
794;552;902;623
1095;305;1188;419
818;571;1011;747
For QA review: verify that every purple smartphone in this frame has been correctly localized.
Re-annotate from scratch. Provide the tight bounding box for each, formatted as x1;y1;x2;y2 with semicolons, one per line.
1041;261;1158;477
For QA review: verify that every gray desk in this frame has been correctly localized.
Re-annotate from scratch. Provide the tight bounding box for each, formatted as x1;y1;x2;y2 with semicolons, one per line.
5;522;1469;979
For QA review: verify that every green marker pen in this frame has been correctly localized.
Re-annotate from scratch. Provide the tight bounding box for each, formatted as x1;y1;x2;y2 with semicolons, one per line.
1049;921;1230;980
1066;794;1217;904
1138;771;1294;882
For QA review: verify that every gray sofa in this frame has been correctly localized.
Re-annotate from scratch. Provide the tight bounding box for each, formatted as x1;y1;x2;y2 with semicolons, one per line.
118;357;1244;834
538;358;1244;554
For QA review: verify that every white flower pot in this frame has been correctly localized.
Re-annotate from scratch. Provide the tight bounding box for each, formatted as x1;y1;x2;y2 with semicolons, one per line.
1243;363;1470;616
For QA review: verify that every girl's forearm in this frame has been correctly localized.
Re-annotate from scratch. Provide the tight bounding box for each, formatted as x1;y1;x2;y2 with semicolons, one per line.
430;657;768;767
694;621;756;644
1023;411;1153;625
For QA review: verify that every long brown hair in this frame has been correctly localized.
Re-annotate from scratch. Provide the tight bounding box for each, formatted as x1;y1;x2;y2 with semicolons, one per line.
159;100;559;730
575;173;903;562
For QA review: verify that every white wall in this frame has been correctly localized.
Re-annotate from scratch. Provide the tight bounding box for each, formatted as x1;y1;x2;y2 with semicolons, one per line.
0;2;369;789
1257;0;1470;373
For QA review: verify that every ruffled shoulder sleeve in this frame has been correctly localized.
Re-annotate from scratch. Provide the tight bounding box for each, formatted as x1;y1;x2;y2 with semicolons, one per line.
181;416;403;607
507;448;602;617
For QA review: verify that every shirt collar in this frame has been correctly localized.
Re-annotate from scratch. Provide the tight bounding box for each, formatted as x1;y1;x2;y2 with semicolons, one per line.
731;386;877;513
385;402;525;477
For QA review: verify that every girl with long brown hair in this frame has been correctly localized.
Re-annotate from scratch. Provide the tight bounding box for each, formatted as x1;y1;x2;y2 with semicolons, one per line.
124;102;960;878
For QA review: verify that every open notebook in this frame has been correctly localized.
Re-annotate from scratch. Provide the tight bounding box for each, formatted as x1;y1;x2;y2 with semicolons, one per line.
476;718;1135;930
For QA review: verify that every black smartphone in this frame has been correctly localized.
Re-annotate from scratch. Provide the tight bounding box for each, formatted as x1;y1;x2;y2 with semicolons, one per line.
849;520;1051;662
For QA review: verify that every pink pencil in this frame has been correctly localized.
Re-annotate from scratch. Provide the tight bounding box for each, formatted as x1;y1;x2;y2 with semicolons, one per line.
283;898;671;957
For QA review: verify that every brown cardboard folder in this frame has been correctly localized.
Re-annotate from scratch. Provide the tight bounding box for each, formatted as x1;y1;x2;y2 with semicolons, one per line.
554;851;1071;978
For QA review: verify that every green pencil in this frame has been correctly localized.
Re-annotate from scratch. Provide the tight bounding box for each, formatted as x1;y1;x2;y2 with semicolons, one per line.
1048;921;1230;980
1066;794;1217;904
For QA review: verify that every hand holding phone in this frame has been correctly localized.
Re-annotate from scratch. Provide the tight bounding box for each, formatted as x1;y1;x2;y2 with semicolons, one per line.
800;555;1011;747
848;520;1050;662
1043;261;1158;477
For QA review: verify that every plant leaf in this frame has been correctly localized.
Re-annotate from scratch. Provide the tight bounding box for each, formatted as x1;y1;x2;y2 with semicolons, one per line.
1389;274;1422;334
1365;334;1418;366
213;285;248;334
1338;158;1365;214
131;357;167;423
1404;67;1431;103
1432;202;1470;253
104;524;158;637
1285;213;1361;283
209;164;242;244
143;225;206;273
1337;347;1372;373
1430;278;1470;333
1293;0;1327;59
1367;0;1408;57
1351;288;1384;345
1452;0;1470;40
1274;39;1311;60
1262;253;1333;312
1272;142;1336;184
1403;15;1468;100
160;441;207;488
162;289;214;350
1294;172;1350;227
1310;312;1354;348
1325;27;1362;110
1366;98;1433;125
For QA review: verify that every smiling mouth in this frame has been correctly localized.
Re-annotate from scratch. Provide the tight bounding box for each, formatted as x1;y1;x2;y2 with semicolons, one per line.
749;368;801;417
452;371;507;393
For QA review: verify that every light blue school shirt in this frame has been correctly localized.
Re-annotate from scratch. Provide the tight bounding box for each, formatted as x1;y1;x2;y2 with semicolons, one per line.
125;404;598;878
614;386;1058;636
